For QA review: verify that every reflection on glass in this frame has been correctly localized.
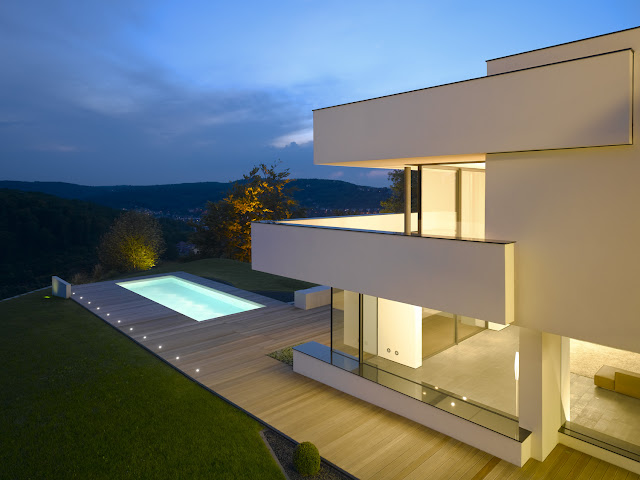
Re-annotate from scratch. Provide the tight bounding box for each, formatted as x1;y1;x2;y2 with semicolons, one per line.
331;289;359;360
417;165;486;239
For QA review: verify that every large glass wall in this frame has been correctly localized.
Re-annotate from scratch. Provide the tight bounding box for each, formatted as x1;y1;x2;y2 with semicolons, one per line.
413;164;485;239
330;289;522;438
562;337;640;460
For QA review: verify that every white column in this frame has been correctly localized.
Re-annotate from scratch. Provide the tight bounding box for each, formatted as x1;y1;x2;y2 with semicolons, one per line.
519;327;564;461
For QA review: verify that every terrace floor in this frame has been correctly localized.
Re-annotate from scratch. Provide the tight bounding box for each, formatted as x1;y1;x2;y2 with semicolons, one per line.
71;272;639;480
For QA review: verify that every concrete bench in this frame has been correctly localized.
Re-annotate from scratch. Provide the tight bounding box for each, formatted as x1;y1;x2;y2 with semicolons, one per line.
52;276;71;299
294;286;331;310
594;365;640;400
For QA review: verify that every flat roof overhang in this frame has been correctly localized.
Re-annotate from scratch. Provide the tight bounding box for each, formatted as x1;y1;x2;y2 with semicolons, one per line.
313;49;633;168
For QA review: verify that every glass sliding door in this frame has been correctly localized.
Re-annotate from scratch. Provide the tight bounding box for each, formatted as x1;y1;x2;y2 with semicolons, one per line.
419;166;458;237
416;164;485;239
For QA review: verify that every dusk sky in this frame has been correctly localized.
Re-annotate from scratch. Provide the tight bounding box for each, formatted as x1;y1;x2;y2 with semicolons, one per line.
1;1;638;187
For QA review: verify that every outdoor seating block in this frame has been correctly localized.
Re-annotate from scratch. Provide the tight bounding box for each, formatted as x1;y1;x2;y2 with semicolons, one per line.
52;276;71;299
294;286;330;310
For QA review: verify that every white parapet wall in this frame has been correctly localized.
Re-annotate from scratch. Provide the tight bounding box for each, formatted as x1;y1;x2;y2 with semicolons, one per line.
294;286;331;310
52;276;71;299
293;346;532;466
252;221;515;325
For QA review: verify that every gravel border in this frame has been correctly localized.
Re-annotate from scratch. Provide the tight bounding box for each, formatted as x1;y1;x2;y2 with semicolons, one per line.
261;428;357;480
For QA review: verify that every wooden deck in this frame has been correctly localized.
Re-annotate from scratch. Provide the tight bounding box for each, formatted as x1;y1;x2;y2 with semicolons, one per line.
71;272;639;480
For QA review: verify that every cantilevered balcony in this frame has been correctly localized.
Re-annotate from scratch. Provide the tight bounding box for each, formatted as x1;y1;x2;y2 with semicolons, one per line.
251;213;514;325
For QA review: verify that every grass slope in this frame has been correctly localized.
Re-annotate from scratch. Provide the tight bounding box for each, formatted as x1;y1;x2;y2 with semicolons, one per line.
0;291;284;479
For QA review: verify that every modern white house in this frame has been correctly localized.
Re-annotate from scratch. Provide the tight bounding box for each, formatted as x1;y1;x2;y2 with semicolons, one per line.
252;26;640;472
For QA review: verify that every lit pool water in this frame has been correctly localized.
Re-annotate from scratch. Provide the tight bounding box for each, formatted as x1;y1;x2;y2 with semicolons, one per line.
117;276;264;321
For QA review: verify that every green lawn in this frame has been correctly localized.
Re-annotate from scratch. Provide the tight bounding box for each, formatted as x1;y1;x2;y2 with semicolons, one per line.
0;290;285;479
114;258;316;301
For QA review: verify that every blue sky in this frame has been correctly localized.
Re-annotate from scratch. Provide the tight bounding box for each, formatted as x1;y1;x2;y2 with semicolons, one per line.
0;1;638;187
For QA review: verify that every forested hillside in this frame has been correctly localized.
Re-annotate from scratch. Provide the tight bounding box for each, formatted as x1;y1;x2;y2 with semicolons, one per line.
0;190;190;299
0;179;390;214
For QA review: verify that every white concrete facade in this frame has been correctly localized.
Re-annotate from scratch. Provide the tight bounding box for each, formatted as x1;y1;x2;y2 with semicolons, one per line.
251;26;640;471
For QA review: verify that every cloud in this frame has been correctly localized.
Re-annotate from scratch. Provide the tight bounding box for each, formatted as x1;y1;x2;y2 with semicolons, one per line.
329;170;344;179
32;144;80;153
362;169;390;179
270;128;313;148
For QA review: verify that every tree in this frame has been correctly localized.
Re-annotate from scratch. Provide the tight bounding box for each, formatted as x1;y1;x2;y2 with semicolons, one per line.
379;169;418;213
192;162;301;262
99;211;166;272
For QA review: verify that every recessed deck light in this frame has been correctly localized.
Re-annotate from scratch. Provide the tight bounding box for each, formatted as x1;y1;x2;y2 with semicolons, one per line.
80;297;83;299
143;336;147;339
158;345;162;349
196;369;200;373
451;402;455;407
97;307;100;310
463;397;467;401
117;320;121;323
129;328;133;331
176;356;179;360
88;301;91;304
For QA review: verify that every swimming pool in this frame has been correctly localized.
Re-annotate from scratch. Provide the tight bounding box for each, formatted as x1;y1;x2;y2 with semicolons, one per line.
116;276;264;321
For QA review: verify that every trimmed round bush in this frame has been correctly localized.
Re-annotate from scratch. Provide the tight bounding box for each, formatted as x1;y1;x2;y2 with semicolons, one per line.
293;441;320;476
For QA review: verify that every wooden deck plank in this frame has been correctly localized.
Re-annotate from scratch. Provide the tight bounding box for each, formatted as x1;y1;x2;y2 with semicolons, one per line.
69;273;640;480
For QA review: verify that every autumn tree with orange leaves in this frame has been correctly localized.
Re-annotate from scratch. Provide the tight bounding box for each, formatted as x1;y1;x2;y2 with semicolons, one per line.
192;163;301;261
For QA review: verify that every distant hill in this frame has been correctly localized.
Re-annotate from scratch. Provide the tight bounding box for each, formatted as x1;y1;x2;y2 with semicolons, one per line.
0;179;390;214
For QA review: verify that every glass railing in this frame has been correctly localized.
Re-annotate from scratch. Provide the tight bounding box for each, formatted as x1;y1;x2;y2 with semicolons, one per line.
560;422;640;463
294;341;530;442
259;216;514;245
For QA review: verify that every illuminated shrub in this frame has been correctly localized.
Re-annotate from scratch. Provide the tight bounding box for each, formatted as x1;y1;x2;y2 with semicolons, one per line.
99;211;165;272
